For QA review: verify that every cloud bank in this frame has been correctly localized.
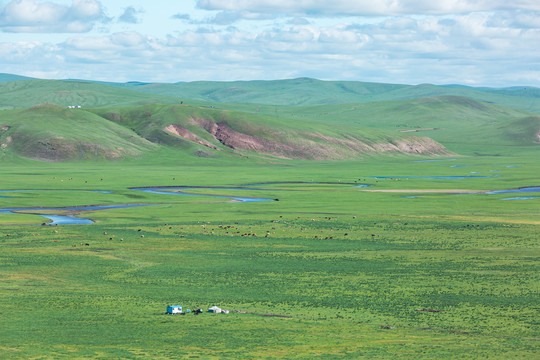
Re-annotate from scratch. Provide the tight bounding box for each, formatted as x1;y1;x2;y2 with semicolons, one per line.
0;0;539;87
0;0;108;33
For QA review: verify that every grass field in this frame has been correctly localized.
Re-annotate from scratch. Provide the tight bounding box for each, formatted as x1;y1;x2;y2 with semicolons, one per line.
0;154;538;359
0;77;538;358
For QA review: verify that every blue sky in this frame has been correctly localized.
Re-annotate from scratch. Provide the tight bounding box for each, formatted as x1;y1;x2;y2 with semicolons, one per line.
1;0;539;87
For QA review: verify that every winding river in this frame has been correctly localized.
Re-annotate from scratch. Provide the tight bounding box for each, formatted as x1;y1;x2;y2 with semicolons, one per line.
0;183;538;225
0;186;280;225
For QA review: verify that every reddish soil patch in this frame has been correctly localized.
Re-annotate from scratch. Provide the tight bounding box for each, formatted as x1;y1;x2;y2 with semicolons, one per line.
165;124;218;150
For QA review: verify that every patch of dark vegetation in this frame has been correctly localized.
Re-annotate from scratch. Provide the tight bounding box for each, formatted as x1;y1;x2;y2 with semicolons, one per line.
232;310;292;318
122;193;146;199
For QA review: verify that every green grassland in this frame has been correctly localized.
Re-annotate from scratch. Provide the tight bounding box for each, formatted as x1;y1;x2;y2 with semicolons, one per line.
118;77;540;113
1;101;450;162
0;79;179;110
0;77;538;359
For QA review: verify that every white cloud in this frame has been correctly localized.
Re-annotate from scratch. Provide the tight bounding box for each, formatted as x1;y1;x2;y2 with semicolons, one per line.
196;0;540;17
110;31;147;47
1;1;539;86
171;13;190;21
118;6;143;24
0;0;108;33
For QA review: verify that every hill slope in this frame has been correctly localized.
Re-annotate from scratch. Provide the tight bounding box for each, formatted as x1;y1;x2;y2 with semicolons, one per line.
268;95;540;154
0;103;449;162
0;79;179;110
121;78;540;113
2;76;539;114
0;77;537;161
0;104;157;161
91;104;449;161
0;73;34;82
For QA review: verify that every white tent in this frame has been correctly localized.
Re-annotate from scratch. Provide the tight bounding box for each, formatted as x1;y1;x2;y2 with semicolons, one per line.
208;306;222;313
167;305;182;314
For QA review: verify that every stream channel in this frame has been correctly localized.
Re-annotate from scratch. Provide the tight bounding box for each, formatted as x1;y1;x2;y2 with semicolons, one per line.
0;184;538;225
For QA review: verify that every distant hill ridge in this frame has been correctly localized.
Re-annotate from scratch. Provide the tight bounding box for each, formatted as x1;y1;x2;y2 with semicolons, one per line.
1;73;539;113
0;74;538;162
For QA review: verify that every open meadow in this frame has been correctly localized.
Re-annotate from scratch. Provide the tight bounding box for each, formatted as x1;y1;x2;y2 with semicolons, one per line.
0;77;538;359
0;154;538;359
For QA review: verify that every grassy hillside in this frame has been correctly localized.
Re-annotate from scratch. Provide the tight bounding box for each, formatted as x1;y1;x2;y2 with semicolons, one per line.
0;73;34;82
2;95;537;162
120;77;540;113
0;102;449;162
2;76;539;114
123;78;408;106
266;96;540;155
91;104;448;161
0;79;180;110
0;103;157;161
0;77;537;161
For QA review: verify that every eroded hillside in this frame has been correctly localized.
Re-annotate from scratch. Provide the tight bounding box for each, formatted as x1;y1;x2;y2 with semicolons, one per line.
94;104;449;161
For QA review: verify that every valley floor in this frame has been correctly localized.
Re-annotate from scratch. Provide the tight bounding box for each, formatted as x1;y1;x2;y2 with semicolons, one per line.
0;157;538;359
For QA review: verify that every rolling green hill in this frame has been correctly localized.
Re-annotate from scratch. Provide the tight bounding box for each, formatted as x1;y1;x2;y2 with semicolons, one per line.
0;102;450;162
0;103;158;161
118;77;540;113
2;95;537;162
0;76;537;162
0;79;180;110
119;78;408;106
2;75;539;113
0;73;34;82
266;95;540;155
91;104;448;160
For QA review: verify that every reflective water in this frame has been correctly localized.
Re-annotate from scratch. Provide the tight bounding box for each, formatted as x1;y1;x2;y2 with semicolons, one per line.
0;185;280;225
0;204;161;225
500;197;540;200
484;186;540;194
131;186;276;202
368;175;498;179
1;183;537;225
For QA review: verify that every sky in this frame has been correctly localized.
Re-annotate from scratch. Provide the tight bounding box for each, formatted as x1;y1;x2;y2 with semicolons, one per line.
1;0;539;87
